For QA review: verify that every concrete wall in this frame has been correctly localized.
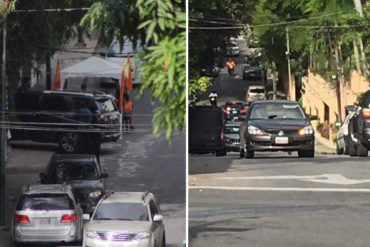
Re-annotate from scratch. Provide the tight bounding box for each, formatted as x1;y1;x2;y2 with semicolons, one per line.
301;70;369;148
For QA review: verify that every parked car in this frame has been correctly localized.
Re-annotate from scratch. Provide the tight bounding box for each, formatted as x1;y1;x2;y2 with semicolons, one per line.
336;109;356;155
12;183;83;245
243;65;265;81
189;106;227;156
82;191;165;247
243;100;316;158
223;101;247;121
11;90;120;153
225;121;241;152
225;42;240;56
40;154;108;214
246;85;267;103
348;90;370;157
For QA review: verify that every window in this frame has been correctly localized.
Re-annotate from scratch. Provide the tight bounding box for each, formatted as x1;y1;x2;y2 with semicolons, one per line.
51;162;99;181
324;103;329;122
93;202;149;221
40;95;68;111
16;194;74;210
149;200;159;219
250;103;305;120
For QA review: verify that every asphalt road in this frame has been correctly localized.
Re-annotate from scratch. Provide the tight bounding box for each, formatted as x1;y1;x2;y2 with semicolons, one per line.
0;89;186;247
189;152;370;247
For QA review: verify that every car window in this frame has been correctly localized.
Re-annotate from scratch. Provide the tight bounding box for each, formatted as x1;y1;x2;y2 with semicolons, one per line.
97;98;117;113
40;95;68;111
249;88;265;94
51;162;99;181
16;194;74;210
149;200;159;219
15;93;40;111
225;126;240;134
250;103;306;120
93;202;149;221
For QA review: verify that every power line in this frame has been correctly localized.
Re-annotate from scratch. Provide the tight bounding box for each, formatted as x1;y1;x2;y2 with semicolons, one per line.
12;7;90;13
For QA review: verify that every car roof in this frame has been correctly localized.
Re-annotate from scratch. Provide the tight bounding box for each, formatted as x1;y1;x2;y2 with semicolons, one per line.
22;183;73;195
251;100;299;105
102;192;154;204
17;90;95;98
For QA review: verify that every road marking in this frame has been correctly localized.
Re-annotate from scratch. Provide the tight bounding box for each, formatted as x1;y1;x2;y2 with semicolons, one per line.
217;174;370;185
189;186;370;193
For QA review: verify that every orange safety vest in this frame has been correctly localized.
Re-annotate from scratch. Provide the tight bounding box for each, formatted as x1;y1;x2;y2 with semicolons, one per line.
123;101;133;113
226;61;235;69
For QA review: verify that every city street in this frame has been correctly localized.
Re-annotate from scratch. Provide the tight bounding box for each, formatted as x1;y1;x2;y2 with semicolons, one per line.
0;89;186;247
189;152;370;247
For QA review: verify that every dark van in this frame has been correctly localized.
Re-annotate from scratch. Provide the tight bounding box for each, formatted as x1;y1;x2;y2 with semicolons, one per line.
189;106;227;156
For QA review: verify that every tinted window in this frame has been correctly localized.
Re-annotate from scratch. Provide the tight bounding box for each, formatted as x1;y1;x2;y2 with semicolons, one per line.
97;98;117;113
40;95;68;111
250;103;306;120
250;89;265;94
16;194;74;210
225;126;240;134
51;162;99;181
93;202;149;221
15;93;40;110
190;108;223;129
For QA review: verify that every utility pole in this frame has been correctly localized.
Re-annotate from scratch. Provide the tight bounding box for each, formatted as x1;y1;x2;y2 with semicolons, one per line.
285;26;293;101
0;11;7;226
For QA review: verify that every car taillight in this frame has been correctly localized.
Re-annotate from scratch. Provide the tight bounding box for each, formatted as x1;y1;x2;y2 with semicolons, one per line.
362;108;370;119
223;109;230;114
240;108;246;114
61;214;77;223
14;214;30;224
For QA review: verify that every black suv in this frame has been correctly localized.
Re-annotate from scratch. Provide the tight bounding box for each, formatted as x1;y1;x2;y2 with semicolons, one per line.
10;90;120;153
39;154;108;213
348;90;370;157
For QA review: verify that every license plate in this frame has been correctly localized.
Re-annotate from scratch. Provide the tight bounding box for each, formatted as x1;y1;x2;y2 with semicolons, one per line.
275;137;289;145
233;111;237;114
39;219;51;225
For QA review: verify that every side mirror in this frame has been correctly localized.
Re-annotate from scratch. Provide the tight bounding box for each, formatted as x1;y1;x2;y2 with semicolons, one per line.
153;214;163;222
82;214;90;221
335;122;342;127
309;115;318;121
101;173;109;179
39;173;46;183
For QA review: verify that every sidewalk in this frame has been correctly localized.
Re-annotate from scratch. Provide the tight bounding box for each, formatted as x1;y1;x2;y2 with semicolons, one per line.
315;136;336;155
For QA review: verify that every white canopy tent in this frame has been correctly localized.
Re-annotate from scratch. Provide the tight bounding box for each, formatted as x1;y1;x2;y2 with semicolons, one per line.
60;56;123;88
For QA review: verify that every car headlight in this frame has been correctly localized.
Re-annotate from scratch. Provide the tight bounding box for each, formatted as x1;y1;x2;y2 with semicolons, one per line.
86;230;98;239
135;231;150;240
298;126;314;136
88;190;102;198
248;125;265;136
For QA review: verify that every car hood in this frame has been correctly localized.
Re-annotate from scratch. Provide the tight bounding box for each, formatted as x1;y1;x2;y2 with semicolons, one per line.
248;119;309;130
87;220;150;232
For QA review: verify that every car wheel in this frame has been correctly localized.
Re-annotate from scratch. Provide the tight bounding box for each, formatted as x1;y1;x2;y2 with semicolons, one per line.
58;132;81;153
298;149;315;158
348;141;357;157
245;149;254;159
215;150;224;156
336;141;343;155
357;142;369;157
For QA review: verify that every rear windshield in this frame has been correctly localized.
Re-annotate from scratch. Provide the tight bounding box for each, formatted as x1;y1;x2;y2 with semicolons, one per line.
93;202;149;221
97;98;117;113
249;88;265;93
16;194;74;211
190;109;223;129
51;162;99;181
225;126;240;134
250;103;306;120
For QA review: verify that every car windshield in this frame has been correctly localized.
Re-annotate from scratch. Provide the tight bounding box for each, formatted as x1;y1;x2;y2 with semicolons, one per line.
93;202;149;221
97;98;117;113
16;194;74;211
225;126;240;134
250;88;265;94
250;103;306;120
52;162;99;181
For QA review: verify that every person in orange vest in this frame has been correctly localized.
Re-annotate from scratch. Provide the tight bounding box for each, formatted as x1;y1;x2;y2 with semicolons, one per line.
123;93;134;130
226;58;236;76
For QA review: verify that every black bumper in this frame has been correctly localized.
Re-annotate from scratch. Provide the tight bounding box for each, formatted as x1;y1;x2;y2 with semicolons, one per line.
246;134;314;152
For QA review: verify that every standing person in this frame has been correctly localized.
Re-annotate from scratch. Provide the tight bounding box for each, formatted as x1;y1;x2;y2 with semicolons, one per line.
122;93;134;130
226;58;236;76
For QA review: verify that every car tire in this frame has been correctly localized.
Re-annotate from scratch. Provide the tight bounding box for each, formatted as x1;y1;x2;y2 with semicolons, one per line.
298;149;315;158
58;132;81;153
348;141;358;157
216;149;226;156
245;149;254;159
336;141;343;155
357;142;369;157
